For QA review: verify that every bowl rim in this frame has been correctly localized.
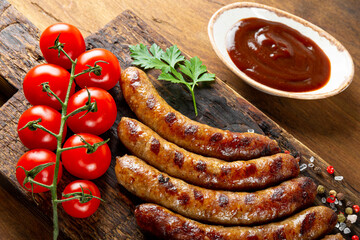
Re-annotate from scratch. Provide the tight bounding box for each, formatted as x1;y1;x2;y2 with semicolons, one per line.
207;2;354;99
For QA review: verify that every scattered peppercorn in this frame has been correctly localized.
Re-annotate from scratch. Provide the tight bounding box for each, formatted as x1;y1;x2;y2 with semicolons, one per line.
353;205;359;213
346;219;352;227
337;192;345;201
352;235;359;240
314;166;321;174
338;213;346;223
329;190;337;197
327;195;336;203
317;185;325;195
327;165;334;174
284;150;290;154
346;207;354;215
346;201;353;208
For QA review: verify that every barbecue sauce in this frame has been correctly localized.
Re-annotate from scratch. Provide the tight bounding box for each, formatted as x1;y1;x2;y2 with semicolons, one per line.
227;18;331;92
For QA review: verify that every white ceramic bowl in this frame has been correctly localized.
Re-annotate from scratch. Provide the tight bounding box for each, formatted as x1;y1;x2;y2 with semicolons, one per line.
208;2;354;99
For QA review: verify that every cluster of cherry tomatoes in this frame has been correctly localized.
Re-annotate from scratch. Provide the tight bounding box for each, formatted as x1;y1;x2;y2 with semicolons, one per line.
15;23;120;218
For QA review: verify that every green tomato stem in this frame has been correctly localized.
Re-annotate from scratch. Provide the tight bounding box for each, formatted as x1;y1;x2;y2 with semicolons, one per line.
28;177;52;189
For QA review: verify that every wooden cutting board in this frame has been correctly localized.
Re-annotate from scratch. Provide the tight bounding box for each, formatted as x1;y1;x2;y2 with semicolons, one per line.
0;1;358;239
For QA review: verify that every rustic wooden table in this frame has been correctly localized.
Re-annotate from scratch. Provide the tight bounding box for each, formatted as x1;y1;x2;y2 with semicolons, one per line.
1;0;359;239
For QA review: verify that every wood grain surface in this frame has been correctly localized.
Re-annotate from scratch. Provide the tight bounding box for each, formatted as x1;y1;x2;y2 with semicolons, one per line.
0;0;359;239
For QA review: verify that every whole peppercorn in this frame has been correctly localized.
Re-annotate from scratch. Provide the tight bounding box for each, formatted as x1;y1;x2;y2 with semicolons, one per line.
346;219;352;227
314;166;321;174
337;213;346;223
337;192;345;201
327;165;334;174
317;185;325;195
346;200;354;208
353;205;360;213
346;207;354;215
329;190;337;197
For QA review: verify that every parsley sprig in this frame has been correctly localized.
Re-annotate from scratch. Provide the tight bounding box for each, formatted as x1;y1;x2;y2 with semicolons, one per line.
129;43;215;116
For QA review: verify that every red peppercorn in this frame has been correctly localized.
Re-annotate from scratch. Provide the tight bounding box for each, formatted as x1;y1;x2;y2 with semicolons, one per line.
352;235;359;240
326;165;334;174
353;205;359;213
327;195;336;203
284;150;290;154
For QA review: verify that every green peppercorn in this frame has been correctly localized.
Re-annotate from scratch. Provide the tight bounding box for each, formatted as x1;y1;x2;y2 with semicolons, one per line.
329;189;337;197
345;207;353;215
337;213;346;223
317;185;325;195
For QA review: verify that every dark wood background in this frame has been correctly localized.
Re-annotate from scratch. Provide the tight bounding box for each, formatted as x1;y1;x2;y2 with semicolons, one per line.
0;0;359;239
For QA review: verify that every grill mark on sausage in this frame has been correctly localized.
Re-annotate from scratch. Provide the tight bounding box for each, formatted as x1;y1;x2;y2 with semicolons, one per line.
207;230;226;240
301;177;313;201
218;194;229;207
165;112;176;126
245;194;255;204
270;156;283;174
150;138;160;155
245;163;257;176
174;151;184;168
178;193;190;205
193;189;204;203
271;187;285;201
129;69;140;88
126;120;140;141
195;160;207;172
273;227;286;240
246;236;260;240
158;174;177;194
210;133;223;142
300;212;316;235
184;124;198;135
146;94;156;109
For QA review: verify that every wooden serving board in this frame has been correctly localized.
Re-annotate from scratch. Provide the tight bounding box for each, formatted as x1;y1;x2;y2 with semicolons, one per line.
0;1;358;239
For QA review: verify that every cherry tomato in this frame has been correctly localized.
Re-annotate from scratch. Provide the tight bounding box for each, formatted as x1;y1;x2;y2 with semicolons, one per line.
66;87;116;135
75;49;121;90
23;64;75;110
40;23;85;69
62;133;111;179
62;180;101;218
17;105;67;150
16;149;63;193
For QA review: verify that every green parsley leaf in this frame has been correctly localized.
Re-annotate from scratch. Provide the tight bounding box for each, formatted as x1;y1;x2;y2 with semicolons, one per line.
161;45;185;68
130;43;215;116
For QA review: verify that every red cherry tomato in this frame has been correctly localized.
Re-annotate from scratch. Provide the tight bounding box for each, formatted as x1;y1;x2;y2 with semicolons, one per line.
62;133;111;179
62;180;101;218
75;49;121;90
17;105;67;150
40;23;85;69
66;87;116;135
16;149;63;193
23;64;75;110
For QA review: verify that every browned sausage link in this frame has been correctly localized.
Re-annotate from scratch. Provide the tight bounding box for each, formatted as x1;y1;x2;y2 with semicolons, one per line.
321;234;345;240
115;155;317;225
118;117;299;190
119;67;280;161
135;204;337;240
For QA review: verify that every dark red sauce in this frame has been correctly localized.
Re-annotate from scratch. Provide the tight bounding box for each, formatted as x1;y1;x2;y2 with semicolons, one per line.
226;18;331;92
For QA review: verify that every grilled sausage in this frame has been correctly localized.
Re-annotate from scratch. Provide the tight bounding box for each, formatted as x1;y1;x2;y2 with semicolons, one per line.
118;117;299;190
115;155;317;225
321;234;345;240
119;67;280;161
135;204;337;240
